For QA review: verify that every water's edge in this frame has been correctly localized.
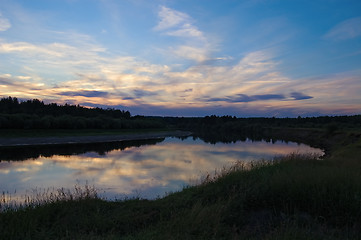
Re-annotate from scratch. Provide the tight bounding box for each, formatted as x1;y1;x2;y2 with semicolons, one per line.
0;130;192;147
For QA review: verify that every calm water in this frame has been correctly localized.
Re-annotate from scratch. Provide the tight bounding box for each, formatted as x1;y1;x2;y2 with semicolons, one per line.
0;136;323;201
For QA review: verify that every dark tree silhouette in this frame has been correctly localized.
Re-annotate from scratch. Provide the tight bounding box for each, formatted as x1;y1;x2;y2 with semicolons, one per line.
0;96;164;129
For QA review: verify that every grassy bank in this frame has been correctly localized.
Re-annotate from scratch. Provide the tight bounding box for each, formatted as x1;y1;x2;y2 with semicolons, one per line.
1;129;361;239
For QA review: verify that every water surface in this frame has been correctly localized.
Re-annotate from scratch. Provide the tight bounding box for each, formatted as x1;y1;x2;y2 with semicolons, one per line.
0;136;323;201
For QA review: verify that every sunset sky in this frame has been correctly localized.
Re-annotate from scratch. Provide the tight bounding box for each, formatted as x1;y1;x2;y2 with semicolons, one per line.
0;0;360;117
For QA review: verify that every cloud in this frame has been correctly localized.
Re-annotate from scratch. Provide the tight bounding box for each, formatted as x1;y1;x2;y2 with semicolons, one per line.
202;91;313;104
0;75;42;89
167;23;204;39
205;93;286;103
0;75;49;99
154;6;191;31
290;92;313;100
172;45;209;62
0;41;64;56
325;17;361;40
0;76;12;85
122;97;135;100
154;5;206;43
133;89;159;98
2;44;358;117
0;18;359;118
0;38;105;60
59;90;109;98
0;13;11;31
154;6;209;63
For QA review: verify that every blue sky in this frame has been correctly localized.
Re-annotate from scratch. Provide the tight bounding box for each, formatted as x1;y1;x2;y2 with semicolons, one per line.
0;0;360;117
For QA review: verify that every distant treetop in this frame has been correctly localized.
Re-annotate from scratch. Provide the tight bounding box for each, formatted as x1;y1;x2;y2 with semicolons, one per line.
0;96;131;119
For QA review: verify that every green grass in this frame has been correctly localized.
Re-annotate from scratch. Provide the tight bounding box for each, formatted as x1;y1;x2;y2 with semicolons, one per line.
0;129;361;239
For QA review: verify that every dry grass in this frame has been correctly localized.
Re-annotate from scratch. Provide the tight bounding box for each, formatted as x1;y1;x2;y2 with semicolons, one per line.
1;183;98;212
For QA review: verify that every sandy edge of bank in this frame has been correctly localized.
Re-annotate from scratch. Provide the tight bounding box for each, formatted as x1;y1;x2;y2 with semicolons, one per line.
0;131;192;147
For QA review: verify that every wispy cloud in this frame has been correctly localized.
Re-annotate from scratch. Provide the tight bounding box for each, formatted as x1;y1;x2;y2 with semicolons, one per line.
290;92;313;100
0;44;287;107
154;6;187;30
1;3;360;117
0;76;13;85
133;89;160;98
59;90;109;98
171;45;209;62
0;13;11;31
205;93;286;103
167;23;204;39
154;6;198;37
325;17;361;40
0;41;66;57
0;74;49;99
203;92;313;103
1;36;359;116
0;37;105;60
154;6;210;62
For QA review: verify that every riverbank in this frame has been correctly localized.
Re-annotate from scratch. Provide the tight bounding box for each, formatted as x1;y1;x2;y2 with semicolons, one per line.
0;130;191;147
1;128;361;239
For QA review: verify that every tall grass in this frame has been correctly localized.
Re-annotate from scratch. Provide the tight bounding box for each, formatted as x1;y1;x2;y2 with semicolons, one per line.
0;184;98;212
198;152;322;185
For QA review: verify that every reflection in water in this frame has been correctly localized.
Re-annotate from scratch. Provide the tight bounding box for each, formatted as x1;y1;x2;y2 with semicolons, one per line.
0;138;165;161
0;137;323;201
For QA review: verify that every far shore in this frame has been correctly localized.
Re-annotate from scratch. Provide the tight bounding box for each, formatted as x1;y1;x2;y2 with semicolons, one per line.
0;130;192;147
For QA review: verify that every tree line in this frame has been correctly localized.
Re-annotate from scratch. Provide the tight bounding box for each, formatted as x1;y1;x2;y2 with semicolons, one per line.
0;97;164;129
163;114;361;143
1;96;360;131
168;114;361;130
0;97;131;118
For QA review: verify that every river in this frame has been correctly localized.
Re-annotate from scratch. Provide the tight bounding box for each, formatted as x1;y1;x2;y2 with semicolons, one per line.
0;136;323;204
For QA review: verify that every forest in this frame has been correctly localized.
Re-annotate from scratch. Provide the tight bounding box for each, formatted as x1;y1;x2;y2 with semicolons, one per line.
0;97;164;129
1;96;361;132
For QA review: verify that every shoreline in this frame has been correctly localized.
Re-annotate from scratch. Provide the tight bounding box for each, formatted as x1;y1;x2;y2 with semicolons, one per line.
0;130;192;147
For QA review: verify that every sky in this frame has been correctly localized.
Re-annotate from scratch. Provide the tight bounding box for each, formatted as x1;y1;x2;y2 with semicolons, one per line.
0;0;360;117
